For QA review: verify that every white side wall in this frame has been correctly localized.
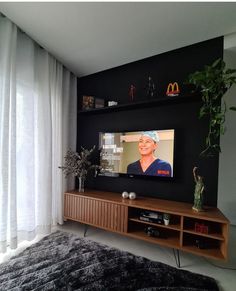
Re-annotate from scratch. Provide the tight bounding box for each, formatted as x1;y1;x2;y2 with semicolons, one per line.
218;37;236;225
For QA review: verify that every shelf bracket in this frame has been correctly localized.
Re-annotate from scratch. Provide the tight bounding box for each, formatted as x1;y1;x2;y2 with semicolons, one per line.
173;249;181;268
84;224;89;237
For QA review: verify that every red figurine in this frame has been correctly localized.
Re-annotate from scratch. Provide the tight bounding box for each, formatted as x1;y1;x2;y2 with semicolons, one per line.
129;85;136;102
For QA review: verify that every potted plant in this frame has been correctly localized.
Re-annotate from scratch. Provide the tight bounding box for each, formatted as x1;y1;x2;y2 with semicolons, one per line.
163;213;170;226
59;146;100;192
187;58;236;157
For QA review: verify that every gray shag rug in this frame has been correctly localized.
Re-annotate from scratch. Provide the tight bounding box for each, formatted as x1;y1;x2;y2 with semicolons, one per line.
0;231;219;291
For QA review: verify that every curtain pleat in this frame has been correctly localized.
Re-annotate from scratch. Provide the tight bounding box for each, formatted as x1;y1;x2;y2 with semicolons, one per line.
0;14;77;253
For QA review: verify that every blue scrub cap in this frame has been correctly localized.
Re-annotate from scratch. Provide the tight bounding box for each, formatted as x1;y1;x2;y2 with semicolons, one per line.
141;131;159;143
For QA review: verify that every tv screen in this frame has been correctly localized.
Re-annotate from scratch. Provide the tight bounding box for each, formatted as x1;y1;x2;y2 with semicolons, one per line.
99;129;175;178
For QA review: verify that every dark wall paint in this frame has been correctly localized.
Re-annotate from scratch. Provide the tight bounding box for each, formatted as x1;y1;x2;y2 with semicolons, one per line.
77;37;223;206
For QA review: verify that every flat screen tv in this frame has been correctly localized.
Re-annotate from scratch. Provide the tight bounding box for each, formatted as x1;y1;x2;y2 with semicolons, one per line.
99;129;175;178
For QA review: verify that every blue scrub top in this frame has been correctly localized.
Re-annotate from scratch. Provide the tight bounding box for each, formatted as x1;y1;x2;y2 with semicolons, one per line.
127;159;172;177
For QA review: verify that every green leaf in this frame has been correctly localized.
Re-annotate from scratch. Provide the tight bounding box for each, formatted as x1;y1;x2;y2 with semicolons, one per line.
187;58;236;158
225;68;236;74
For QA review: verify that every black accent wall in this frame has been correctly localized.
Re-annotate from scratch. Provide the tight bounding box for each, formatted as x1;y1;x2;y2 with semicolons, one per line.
77;37;223;206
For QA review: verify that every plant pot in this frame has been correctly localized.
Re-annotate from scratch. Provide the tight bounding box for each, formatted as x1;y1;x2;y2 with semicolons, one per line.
164;218;170;226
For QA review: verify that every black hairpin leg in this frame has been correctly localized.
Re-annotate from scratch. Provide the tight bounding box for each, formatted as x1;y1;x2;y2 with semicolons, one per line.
84;224;89;237
173;249;181;268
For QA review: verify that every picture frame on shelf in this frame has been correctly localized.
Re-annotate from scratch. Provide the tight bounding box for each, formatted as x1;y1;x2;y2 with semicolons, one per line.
95;98;105;109
82;95;95;110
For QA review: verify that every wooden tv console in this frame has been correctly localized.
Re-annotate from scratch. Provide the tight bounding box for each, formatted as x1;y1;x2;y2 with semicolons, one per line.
64;189;229;263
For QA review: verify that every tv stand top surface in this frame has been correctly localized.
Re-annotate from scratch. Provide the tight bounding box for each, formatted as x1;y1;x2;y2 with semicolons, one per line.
65;189;229;223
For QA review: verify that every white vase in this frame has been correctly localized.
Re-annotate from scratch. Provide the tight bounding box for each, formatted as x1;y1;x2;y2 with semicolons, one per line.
164;218;169;226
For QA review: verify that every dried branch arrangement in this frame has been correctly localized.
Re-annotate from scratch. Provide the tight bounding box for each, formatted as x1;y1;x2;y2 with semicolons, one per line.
59;146;100;179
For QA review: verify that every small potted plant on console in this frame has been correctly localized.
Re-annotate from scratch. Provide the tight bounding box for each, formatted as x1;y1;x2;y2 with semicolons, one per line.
163;213;171;226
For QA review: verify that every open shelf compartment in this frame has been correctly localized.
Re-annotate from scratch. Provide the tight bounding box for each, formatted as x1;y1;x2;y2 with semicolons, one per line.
128;220;181;249
128;207;181;231
182;232;225;260
183;216;225;240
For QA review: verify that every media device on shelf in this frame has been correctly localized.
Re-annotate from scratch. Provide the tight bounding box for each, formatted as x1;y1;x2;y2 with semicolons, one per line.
145;226;162;238
140;210;163;224
99;129;175;179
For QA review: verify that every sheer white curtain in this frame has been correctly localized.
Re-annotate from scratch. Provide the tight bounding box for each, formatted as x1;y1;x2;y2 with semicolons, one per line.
0;14;77;253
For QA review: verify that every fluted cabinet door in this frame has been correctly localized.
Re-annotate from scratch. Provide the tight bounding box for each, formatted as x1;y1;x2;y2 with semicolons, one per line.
64;193;128;233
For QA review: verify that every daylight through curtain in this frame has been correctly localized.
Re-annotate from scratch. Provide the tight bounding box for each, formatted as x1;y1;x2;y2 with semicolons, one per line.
0;14;77;253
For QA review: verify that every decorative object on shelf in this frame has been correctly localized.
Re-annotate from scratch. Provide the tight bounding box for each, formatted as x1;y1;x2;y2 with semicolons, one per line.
187;58;236;157
59;146;100;192
145;226;161;238
95;98;105;108
122;191;129;199
163;213;171;226
166;82;180;97
146;76;156;99
82;95;95;110
195;238;214;249
195;222;209;234
128;84;136;102
108;100;118;106
129;192;137;200
192;167;205;212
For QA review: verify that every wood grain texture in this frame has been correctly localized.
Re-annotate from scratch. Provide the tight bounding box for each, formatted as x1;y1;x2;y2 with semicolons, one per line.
64;189;229;261
64;192;128;233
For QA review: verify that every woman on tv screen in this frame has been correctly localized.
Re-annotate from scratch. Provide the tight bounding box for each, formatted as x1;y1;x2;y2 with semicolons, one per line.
99;129;174;178
127;131;172;177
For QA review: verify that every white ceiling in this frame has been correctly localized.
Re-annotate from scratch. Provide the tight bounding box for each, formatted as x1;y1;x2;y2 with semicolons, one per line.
1;2;236;77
